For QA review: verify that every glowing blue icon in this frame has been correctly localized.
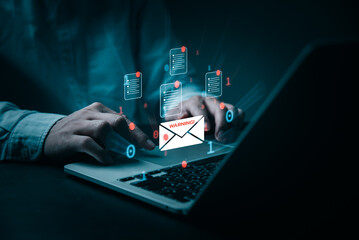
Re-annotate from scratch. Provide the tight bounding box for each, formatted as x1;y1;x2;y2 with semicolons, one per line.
160;82;182;118
141;171;147;181
226;109;234;123
208;65;211;71
126;144;136;158
170;47;188;76
124;72;142;100
205;70;222;98
164;64;169;72
207;141;215;154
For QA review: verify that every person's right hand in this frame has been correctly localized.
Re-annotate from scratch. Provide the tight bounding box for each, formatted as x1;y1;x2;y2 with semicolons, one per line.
43;102;155;164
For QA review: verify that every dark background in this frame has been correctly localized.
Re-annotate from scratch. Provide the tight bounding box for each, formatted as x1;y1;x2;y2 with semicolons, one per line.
166;0;358;117
1;0;358;239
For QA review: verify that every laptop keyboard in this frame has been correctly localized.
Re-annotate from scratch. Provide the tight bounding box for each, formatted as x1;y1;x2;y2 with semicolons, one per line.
118;155;225;203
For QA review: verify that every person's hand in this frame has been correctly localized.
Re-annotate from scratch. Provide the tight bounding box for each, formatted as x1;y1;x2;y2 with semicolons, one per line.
165;96;244;143
43;102;155;164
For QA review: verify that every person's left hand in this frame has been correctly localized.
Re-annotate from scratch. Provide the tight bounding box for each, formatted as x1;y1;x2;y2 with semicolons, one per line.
165;96;244;143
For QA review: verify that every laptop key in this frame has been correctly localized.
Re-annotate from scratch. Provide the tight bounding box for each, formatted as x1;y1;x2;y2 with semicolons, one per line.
127;156;224;203
119;176;135;182
148;170;161;175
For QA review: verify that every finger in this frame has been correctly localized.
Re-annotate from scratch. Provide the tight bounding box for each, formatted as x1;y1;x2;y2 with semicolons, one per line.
123;118;156;150
183;98;211;132
204;98;229;141
211;102;245;142
217;104;240;143
164;110;189;121
86;112;127;132
84;112;155;150
177;111;189;119
165;96;212;131
214;107;244;143
74;120;112;146
224;104;245;128
86;102;117;114
164;102;186;121
73;135;114;164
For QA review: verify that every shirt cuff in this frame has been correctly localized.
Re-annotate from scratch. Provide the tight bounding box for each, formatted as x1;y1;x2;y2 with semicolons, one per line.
7;112;65;161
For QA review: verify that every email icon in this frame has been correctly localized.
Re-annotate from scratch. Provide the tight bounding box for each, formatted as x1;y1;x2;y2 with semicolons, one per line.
159;115;204;151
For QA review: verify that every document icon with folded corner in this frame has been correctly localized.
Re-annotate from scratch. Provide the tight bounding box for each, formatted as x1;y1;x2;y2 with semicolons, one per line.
159;115;204;151
124;72;142;100
160;82;182;118
169;47;188;76
205;70;222;98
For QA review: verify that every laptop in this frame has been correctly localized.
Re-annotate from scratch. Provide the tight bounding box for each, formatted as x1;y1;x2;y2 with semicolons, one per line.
65;40;357;218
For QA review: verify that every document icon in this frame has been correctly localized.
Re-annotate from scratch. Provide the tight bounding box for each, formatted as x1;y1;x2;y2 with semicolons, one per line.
205;70;222;98
160;81;182;118
170;46;188;76
124;72;142;100
159;115;204;151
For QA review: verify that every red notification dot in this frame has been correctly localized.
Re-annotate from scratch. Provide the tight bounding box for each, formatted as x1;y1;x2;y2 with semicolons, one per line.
136;71;141;78
163;134;169;141
144;102;148;109
182;161;187;168
129;122;135;131
216;70;221;76
174;80;180;88
220;102;225;110
181;46;186;52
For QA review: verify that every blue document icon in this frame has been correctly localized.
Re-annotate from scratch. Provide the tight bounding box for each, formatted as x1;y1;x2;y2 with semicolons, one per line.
124;72;142;100
169;47;188;76
205;70;222;98
160;81;182;118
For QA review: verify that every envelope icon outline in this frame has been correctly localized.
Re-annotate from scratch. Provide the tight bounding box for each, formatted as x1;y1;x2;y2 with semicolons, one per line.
159;115;204;151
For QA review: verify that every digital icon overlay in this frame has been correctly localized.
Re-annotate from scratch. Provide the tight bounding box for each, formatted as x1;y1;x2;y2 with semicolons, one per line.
207;141;215;154
106;131;136;159
170;47;188;76
205;70;222;98
160;81;182;118
226;77;231;86
226;109;234;123
124;72;142;100
126;144;136;158
159;115;204;151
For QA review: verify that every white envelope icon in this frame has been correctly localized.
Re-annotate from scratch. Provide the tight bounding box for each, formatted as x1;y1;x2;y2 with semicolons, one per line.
159;115;204;151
